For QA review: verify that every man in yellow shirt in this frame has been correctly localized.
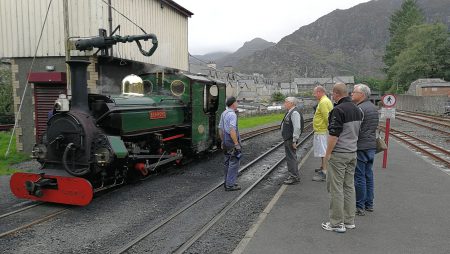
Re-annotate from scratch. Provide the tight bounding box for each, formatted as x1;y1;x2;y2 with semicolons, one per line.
312;85;333;182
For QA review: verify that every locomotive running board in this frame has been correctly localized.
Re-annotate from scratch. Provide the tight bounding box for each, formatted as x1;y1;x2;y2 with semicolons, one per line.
10;173;94;206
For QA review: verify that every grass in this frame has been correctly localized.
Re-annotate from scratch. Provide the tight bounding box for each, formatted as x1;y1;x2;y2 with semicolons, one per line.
0;131;29;175
238;113;284;130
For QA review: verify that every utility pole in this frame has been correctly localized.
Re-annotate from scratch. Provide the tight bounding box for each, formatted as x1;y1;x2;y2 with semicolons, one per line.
63;0;71;93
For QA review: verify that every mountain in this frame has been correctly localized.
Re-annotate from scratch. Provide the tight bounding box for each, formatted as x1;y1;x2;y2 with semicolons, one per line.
215;38;275;68
191;52;231;63
235;0;450;81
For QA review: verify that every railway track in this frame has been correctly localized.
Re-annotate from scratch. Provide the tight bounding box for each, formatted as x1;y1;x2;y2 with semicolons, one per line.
0;122;294;240
0;124;14;132
398;110;450;123
381;126;450;169
395;116;450;136
240;118;312;140
0;204;68;238
396;111;450;129
116;124;313;254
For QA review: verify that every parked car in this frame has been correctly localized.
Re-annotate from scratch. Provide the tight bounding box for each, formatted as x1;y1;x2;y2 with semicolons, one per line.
445;101;450;115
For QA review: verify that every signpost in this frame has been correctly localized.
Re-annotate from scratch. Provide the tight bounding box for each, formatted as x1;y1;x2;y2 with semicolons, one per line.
380;94;396;168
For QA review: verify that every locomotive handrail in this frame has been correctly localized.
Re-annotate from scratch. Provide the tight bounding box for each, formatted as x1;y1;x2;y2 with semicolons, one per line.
95;105;187;124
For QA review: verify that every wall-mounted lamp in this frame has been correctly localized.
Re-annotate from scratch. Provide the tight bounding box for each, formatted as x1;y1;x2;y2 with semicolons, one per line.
45;65;55;72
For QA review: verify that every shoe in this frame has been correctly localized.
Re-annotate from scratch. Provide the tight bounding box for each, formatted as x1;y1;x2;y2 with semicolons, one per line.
283;177;300;185
365;207;374;212
224;183;239;190
344;223;356;229
225;185;241;191
356;207;366;216
312;171;326;182
314;168;323;173
321;222;346;233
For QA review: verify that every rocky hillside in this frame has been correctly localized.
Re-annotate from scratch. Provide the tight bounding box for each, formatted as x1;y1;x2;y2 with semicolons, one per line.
215;38;275;68
191;52;231;63
235;0;450;81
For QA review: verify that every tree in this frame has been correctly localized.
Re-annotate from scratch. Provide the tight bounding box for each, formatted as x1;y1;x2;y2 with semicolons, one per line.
388;23;450;92
0;68;13;123
271;92;285;102
354;76;391;93
383;0;424;77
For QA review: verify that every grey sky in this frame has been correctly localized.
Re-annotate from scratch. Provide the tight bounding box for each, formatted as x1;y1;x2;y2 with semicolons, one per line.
177;0;371;55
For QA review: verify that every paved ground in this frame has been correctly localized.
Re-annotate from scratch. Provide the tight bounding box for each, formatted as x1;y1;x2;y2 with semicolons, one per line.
237;139;450;254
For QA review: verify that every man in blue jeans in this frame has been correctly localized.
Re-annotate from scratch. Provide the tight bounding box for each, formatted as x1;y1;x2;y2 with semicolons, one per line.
351;84;379;215
218;97;242;191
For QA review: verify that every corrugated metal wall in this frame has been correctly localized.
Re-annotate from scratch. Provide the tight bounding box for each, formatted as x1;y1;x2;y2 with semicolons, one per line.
0;0;189;70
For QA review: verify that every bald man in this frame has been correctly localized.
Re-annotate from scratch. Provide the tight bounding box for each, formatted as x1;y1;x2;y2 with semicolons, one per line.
321;83;363;233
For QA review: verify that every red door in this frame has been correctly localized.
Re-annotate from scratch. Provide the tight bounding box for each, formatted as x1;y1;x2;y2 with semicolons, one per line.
29;72;67;143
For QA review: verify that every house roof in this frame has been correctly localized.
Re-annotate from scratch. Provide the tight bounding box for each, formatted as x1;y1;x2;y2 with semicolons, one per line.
419;82;450;88
162;0;193;17
294;76;354;85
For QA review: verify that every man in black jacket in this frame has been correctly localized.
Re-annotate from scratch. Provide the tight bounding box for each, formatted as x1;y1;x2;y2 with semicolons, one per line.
321;83;363;233
351;84;379;215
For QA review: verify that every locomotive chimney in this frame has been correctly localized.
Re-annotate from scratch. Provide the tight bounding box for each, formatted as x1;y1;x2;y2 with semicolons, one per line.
67;60;90;113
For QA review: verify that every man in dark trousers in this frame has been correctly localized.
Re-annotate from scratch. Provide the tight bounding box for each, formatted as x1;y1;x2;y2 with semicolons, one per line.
281;97;302;185
351;84;379;216
218;97;242;191
321;83;363;233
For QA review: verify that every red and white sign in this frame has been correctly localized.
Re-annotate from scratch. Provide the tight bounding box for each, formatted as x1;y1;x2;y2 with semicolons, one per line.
381;94;397;107
149;111;167;120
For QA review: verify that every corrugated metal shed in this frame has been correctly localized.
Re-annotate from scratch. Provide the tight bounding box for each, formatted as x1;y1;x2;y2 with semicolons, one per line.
0;0;191;70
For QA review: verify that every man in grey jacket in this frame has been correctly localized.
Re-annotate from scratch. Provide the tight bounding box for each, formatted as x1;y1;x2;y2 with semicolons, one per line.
351;84;379;215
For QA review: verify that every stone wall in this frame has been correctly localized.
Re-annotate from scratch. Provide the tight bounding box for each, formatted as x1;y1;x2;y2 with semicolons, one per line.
396;95;449;114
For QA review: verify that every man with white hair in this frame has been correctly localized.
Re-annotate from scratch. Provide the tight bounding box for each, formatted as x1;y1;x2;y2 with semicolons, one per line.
351;84;379;216
281;97;302;185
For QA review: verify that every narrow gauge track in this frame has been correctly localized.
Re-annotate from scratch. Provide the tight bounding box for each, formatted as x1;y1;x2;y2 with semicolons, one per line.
116;124;314;254
398;110;450;123
0;204;68;238
396;111;450;129
0;123;291;240
240;118;312;140
381;126;450;168
395;116;450;136
0;124;14;132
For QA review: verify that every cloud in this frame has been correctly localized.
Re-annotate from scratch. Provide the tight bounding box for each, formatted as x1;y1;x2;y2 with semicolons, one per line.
177;0;371;54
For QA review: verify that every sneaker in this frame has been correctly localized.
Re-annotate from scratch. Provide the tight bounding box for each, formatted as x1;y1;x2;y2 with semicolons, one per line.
225;185;241;191
344;223;356;229
314;168;323;173
356;207;366;216
365;207;374;212
312;171;326;182
321;222;346;233
283;177;300;185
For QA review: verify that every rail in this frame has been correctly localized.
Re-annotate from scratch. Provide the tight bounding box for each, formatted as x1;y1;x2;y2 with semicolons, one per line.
116;124;314;253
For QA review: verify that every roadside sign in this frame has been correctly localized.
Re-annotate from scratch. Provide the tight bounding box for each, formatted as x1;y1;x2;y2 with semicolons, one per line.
381;107;396;119
381;94;397;107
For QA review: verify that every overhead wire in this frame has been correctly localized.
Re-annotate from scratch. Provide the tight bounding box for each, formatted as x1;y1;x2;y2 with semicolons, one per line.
5;0;54;157
99;0;147;34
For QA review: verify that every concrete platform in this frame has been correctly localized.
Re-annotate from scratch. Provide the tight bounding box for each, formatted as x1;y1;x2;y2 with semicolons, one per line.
235;139;450;254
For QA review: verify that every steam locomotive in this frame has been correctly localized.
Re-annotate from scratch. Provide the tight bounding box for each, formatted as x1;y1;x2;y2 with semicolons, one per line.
10;34;226;206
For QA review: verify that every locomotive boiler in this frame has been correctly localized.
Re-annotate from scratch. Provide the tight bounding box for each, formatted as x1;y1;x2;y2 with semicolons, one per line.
10;34;226;206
